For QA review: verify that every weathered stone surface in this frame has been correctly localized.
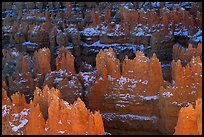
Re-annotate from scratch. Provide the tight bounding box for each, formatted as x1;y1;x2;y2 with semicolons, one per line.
2;86;104;135
33;48;51;76
173;43;202;66
56;47;75;74
159;56;202;135
174;98;202;135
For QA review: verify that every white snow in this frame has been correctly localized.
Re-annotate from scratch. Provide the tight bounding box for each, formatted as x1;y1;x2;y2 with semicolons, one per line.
139;45;145;51
102;113;158;122
58;120;62;124
82;27;100;36
22;41;36;46
162;91;173;98
172;101;191;107
142;80;148;85
2;105;11;117
11;119;28;132
140;95;159;101
161;63;171;68
11;51;19;57
58;130;65;134
54;77;63;83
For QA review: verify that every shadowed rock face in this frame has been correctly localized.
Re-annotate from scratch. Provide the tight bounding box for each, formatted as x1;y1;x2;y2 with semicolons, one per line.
173;43;202;66
2;86;105;135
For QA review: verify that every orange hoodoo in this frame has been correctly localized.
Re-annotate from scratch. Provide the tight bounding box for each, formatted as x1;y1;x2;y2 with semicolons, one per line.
34;48;51;76
174;98;202;135
96;47;121;79
2;85;105;135
56;46;75;74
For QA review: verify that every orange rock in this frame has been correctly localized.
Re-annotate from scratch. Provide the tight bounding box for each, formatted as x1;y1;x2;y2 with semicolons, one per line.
174;98;202;135
21;56;29;74
2;91;30;135
26;101;46;135
90;9;102;26
159;56;202;134
34;48;51;76
2;86;104;135
96;48;121;79
41;11;53;33
104;7;111;23
56;47;75;74
173;43;202;66
66;2;72;17
32;85;61;120
46;97;104;135
122;52;163;95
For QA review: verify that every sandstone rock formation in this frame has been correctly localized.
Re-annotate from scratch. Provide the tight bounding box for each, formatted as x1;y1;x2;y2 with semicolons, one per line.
2;91;30;135
159;56;202;134
33;48;51;76
2;86;105;135
90;9;102;27
42;70;83;104
96;48;121;79
174;98;202;135
56;47;75;74
173;43;202;66
87;48;165;133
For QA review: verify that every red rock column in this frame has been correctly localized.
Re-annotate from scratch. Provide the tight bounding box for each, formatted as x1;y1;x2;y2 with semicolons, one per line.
174;98;202;135
26;101;46;135
56;47;75;74
34;48;51;76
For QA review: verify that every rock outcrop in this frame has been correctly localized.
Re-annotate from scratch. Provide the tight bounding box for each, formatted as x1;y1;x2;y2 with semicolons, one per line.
173;43;202;66
42;70;83;104
56;47;75;74
174;98;202;135
159;56;202;134
96;47;121;79
33;48;51;76
87;48;165;133
2;86;105;135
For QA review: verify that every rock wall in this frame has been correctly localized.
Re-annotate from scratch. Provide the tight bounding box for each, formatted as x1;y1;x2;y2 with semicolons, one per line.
174;98;202;135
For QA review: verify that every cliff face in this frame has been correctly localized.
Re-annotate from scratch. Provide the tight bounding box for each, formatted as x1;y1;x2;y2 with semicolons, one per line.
159;56;202;134
2;86;105;135
174;98;202;135
173;43;202;66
